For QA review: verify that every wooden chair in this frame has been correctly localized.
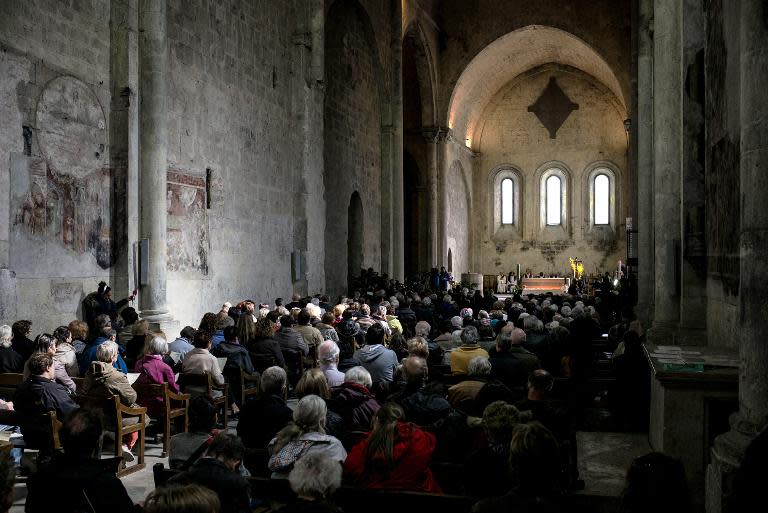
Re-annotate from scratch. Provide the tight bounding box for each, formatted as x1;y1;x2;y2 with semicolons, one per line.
178;373;228;427
249;352;276;374
284;350;306;386
0;373;24;398
132;382;190;457
240;367;260;406
77;394;147;477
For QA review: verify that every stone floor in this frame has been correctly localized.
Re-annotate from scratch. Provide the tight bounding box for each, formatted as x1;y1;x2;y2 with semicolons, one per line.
9;428;650;511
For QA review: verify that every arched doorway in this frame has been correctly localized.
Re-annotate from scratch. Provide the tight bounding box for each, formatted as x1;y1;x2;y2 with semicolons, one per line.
348;191;364;292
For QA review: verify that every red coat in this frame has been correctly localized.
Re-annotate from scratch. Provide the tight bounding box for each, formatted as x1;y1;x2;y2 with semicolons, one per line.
344;421;442;493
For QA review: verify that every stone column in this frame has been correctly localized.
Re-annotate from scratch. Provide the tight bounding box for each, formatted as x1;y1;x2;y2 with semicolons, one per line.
636;0;655;324
390;0;405;283
138;0;170;322
423;127;443;268
110;0;140;299
649;0;682;339
707;1;768;511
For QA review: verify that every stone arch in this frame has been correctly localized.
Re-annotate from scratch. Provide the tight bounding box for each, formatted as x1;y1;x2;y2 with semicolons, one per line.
347;191;364;292
403;20;437;127
447;25;627;149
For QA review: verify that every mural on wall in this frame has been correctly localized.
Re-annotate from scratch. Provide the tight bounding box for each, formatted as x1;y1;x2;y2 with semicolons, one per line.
167;169;209;275
11;76;114;270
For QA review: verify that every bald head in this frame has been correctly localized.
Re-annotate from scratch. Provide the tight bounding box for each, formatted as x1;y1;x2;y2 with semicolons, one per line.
402;356;428;387
511;328;526;346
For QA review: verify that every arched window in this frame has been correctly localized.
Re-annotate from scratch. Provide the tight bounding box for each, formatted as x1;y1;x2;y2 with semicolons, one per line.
501;178;514;225
545;175;562;226
593;174;610;225
538;165;568;231
586;164;618;229
491;167;521;234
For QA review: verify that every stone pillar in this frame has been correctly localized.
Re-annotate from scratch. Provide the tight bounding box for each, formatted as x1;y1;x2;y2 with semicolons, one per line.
636;0;655;324
423;127;444;268
649;0;682;339
110;0;140;299
707;1;768;511
390;0;405;283
138;0;170;322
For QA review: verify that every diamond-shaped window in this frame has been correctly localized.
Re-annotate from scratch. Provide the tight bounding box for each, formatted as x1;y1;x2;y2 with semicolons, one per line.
527;77;579;139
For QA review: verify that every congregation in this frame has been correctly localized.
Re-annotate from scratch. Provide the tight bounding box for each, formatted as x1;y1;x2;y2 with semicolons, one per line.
0;277;702;513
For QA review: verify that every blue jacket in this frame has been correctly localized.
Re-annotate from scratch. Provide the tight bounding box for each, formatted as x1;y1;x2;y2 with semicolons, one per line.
79;337;128;376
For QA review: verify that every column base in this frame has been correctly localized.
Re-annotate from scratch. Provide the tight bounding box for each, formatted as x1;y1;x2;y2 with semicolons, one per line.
706;413;761;513
140;309;178;336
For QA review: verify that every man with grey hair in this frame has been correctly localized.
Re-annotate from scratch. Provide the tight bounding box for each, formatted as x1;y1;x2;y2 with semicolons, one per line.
488;329;529;391
450;326;489;375
318;340;344;387
506;327;540;373
448;356;492;413
389;356;450;425
237;366;292;449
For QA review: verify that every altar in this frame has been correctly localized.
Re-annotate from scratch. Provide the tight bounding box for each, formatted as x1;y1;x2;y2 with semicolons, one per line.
520;277;568;295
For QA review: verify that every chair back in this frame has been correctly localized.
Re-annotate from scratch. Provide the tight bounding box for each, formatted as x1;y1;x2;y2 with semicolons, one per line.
0;373;24;398
249;352;276;373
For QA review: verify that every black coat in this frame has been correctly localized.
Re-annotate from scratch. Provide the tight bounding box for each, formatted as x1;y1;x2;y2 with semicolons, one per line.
0;346;24;374
13;375;79;449
169;457;251;513
237;394;293;449
26;454;135;513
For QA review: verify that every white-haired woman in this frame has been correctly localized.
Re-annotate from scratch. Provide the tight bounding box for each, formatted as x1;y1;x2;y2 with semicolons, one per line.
83;340;142;459
268;394;347;479
134;336;180;416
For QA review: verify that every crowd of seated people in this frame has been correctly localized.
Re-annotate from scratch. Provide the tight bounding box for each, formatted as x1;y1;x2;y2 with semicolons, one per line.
0;273;681;513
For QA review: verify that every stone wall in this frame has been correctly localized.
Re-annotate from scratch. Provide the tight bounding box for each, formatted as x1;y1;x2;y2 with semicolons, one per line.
164;0;300;326
323;0;386;296
473;66;628;276
0;0;114;331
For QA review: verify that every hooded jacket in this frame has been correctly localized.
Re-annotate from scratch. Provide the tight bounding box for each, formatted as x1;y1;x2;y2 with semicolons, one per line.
329;382;381;432
344;421;441;492
353;344;399;384
83;360;137;406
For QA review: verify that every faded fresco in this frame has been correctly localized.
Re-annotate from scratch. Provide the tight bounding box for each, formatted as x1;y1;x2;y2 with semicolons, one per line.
167;169;209;275
11;75;114;271
13;157;114;269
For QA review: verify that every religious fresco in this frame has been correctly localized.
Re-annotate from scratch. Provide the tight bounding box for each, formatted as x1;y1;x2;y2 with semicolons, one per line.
167;169;210;275
11;75;114;270
13;157;114;269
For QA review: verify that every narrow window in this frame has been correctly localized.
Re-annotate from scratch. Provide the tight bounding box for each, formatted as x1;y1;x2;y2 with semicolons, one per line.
594;173;610;225
545;175;561;226
501;178;514;225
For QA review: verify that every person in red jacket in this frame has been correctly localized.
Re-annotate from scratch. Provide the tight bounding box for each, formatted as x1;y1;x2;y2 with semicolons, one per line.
343;402;441;493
